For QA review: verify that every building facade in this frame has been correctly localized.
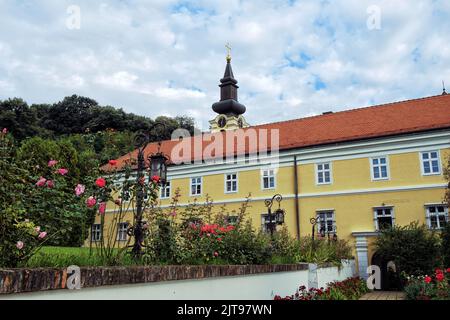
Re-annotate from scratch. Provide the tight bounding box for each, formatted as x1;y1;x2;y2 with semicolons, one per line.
91;56;450;279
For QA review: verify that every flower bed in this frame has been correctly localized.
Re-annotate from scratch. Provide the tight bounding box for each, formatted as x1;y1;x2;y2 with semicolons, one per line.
274;277;369;300
403;268;450;300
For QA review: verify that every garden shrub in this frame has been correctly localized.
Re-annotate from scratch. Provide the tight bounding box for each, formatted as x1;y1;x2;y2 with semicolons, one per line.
274;277;368;300
442;223;450;268
403;268;450;300
375;222;442;276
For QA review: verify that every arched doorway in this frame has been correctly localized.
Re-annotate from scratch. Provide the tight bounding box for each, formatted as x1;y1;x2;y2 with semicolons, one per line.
371;252;401;291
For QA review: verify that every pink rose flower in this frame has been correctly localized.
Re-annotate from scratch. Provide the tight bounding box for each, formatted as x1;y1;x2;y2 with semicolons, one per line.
2;128;7;134
46;180;55;189
16;241;24;250
36;177;47;187
38;232;47;239
99;202;106;215
57;168;69;176
75;184;85;197
214;251;219;257
86;196;97;208
47;160;58;167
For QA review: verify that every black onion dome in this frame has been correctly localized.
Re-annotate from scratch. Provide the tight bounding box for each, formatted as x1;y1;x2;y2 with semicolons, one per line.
212;59;246;115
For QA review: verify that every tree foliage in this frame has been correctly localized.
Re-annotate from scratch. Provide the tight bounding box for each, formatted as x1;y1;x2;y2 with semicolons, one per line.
375;222;442;276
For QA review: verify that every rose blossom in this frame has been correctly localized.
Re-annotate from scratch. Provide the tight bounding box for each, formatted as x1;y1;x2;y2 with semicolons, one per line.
36;177;47;187
86;196;97;208
436;273;444;282
46;180;55;189
47;160;58;167
57;168;69;175
214;251;219;257
38;232;47;239
151;175;160;183
109;160;118;166
424;276;432;284
75;184;85;197
95;177;106;188
99;202;106;215
16;241;24;250
2;128;7;134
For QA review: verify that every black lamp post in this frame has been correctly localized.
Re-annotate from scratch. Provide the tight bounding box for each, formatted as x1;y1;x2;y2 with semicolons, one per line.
264;194;285;237
128;122;169;258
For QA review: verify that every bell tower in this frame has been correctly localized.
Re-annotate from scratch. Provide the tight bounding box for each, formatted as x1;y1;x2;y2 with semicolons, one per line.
209;44;249;132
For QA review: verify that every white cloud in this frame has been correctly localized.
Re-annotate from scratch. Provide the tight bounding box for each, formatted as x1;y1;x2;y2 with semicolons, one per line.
0;0;449;126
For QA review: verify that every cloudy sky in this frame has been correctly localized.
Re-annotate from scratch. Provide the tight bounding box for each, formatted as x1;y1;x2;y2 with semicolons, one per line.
1;0;449;130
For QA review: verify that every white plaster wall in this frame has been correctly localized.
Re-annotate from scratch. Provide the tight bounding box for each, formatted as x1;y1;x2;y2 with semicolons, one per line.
315;260;356;289
1;260;356;300
1;270;309;300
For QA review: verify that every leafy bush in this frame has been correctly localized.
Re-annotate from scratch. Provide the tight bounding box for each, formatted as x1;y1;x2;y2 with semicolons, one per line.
274;277;368;300
375;222;442;276
442;223;450;268
403;268;450;300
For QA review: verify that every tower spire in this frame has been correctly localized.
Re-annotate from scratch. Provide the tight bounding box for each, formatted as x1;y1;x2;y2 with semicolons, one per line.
209;45;249;132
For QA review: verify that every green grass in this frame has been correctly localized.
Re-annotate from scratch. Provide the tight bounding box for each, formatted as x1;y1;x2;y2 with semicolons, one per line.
25;246;136;268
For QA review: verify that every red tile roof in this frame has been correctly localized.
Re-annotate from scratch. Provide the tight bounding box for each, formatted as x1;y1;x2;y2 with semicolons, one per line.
103;94;450;171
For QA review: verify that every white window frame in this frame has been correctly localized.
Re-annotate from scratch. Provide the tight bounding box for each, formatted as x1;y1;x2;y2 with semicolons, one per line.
261;169;276;190
316;210;336;235
224;173;238;193
316;162;332;185
117;222;129;241
370;156;390;181
91;224;102;242
121;189;132;203
160;181;171;199
373;206;395;231
420;150;441;176
190;177;202;196
261;213;276;233
425;204;449;230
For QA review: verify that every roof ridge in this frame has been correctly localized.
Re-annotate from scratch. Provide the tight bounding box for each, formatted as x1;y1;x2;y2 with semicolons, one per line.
251;94;448;128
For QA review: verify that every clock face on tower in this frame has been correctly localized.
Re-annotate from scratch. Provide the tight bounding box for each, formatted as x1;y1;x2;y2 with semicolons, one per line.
218;116;227;128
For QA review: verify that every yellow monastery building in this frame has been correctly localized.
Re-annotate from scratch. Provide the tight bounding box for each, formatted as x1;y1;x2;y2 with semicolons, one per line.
92;55;450;278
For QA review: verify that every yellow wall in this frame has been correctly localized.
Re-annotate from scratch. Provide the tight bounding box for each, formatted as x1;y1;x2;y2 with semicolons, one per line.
88;147;449;260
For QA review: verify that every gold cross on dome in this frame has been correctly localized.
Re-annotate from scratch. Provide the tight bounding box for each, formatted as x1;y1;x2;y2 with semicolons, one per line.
225;42;231;62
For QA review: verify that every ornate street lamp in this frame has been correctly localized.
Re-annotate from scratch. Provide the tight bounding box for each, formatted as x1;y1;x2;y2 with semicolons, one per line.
264;194;285;237
128;122;169;258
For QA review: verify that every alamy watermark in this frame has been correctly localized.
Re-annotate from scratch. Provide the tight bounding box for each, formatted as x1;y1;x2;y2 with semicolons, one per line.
66;5;81;30
366;5;381;30
66;265;81;290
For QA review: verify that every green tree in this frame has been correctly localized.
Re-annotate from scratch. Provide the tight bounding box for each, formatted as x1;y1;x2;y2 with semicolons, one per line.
0;98;41;140
375;222;442;276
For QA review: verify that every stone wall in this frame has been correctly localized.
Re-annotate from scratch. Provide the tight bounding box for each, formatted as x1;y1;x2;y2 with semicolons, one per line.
0;264;309;295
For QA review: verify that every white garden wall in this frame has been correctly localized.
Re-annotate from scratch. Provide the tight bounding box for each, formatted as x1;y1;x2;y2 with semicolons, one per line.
0;260;356;300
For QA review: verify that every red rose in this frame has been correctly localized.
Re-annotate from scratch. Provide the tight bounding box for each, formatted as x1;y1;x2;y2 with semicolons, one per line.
446;268;450;273
435;268;443;274
95;177;106;188
436;273;444;282
424;276;432;284
151;175;160;183
109;160;118;166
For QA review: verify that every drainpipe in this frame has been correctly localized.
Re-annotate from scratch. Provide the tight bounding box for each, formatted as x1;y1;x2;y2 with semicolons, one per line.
293;155;300;239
